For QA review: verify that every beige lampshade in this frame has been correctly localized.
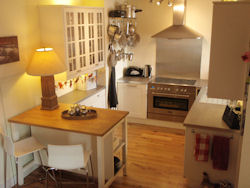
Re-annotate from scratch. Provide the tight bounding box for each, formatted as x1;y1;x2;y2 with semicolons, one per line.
27;48;66;76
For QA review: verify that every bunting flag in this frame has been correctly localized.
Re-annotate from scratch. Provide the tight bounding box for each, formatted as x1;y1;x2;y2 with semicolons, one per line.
55;73;96;89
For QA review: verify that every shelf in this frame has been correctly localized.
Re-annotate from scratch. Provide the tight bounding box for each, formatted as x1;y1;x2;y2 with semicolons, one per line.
109;17;136;20
113;140;125;153
114;164;125;176
104;164;125;187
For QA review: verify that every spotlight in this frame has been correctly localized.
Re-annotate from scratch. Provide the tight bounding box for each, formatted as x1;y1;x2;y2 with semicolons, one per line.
168;0;173;7
157;0;164;6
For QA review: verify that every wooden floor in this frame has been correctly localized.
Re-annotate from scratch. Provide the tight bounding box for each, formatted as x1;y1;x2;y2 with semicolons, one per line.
17;123;188;188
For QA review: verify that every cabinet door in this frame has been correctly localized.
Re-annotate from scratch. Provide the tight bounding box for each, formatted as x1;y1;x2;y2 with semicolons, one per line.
96;10;105;68
207;3;250;100
117;83;147;119
64;8;105;80
86;9;105;70
64;9;78;78
76;9;88;73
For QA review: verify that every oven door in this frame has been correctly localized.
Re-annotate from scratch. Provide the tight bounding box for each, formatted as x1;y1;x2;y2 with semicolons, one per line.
148;92;191;117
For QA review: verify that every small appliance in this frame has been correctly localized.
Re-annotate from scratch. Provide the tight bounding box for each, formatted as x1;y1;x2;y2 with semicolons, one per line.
143;65;152;78
125;66;144;77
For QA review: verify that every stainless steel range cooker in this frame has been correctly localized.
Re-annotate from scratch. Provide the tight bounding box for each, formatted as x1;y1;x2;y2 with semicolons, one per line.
147;77;197;122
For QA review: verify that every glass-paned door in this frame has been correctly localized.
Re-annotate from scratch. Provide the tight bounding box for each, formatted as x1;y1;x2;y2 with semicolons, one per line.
65;11;77;74
96;10;104;66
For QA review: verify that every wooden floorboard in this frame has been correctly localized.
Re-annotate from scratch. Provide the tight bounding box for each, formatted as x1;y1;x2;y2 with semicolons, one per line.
15;123;188;188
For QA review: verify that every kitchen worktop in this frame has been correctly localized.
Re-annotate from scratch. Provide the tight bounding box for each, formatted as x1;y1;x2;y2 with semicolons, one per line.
184;86;240;133
58;85;105;104
8;103;129;136
117;76;152;84
118;76;207;87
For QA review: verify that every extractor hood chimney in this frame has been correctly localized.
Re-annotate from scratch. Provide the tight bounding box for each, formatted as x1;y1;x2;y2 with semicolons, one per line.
152;0;202;39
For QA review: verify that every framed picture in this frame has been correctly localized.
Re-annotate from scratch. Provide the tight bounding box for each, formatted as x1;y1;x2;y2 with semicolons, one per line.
0;36;20;65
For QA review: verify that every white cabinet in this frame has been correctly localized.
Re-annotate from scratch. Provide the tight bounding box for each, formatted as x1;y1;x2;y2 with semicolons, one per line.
39;6;105;80
117;82;147;119
207;2;250;100
79;89;106;108
184;126;241;188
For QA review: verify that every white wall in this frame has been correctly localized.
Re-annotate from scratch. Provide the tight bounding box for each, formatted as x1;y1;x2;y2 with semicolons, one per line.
127;0;213;79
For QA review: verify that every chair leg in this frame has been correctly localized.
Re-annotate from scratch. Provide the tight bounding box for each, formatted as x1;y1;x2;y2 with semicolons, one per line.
59;171;62;188
90;155;94;183
38;150;44;167
4;152;7;188
45;169;49;188
51;169;58;188
86;172;89;188
15;158;19;188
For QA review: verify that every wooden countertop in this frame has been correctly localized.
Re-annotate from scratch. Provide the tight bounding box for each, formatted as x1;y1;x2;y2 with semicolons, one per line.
184;87;240;133
8;103;129;136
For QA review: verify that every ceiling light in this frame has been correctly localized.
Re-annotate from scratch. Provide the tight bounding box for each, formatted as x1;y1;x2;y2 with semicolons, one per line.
168;0;173;7
173;4;185;12
157;0;164;6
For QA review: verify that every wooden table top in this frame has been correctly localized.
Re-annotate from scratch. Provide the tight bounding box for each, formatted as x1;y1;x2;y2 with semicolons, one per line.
8;103;129;136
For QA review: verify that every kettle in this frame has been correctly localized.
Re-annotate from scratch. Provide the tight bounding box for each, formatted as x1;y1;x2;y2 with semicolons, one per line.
143;65;152;78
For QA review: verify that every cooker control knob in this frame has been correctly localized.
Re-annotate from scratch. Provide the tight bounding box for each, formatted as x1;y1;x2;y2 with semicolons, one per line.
181;89;183;92
176;88;179;92
167;88;170;91
157;87;160;90
164;88;167;91
184;89;187;92
160;88;163;90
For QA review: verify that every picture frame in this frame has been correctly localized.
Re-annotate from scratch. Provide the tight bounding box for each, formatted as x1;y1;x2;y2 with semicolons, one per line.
0;36;20;65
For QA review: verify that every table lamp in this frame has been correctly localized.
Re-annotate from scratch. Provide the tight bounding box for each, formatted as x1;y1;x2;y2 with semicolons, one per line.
26;47;66;110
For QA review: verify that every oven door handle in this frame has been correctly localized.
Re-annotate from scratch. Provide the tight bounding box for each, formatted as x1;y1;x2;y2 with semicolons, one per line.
152;92;190;98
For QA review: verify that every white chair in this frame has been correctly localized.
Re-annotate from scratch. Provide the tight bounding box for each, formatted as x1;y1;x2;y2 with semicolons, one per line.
46;144;94;188
3;135;45;188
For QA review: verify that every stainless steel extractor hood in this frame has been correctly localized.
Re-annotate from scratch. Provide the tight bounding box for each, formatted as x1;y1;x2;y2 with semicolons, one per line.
152;0;202;39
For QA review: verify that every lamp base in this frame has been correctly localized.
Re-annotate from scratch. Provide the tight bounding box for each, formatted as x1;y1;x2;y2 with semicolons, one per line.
41;75;58;110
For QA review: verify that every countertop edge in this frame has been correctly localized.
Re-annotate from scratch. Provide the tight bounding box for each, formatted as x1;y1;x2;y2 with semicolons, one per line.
117;76;153;84
184;86;240;133
8;103;130;137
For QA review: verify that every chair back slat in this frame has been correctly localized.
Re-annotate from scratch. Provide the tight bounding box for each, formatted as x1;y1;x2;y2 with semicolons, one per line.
48;144;85;170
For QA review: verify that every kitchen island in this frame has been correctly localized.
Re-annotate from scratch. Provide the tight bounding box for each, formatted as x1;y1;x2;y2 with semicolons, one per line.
8;103;129;188
183;87;241;188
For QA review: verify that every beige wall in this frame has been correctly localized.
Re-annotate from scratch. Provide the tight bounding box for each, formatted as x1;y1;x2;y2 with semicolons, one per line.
0;0;105;187
186;0;213;79
127;0;213;79
127;0;173;76
238;87;250;188
0;0;41;186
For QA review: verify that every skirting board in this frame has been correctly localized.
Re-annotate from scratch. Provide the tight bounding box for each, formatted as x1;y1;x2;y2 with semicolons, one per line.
1;161;40;188
127;117;186;130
